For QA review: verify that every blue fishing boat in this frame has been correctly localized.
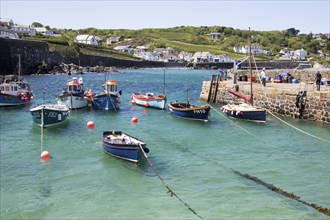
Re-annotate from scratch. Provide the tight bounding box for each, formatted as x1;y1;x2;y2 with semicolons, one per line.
30;104;70;127
0;56;34;107
101;131;149;163
92;80;121;110
168;102;211;122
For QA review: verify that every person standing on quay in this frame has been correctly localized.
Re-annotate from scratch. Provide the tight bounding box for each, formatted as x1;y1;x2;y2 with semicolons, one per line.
261;68;267;87
315;71;322;91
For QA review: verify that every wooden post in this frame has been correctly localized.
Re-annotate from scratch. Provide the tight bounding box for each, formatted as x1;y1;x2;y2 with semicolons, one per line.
207;74;215;102
212;74;221;103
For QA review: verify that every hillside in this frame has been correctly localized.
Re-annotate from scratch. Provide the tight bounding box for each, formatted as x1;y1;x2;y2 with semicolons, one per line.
24;26;330;65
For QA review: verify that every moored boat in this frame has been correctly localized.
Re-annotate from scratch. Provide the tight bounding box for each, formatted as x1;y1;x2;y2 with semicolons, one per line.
56;77;90;109
221;28;266;123
0;55;33;107
0;76;34;107
101;131;149;163
220;102;266;122
92;80;121;110
30;104;70;127
130;92;166;109
168;102;211;122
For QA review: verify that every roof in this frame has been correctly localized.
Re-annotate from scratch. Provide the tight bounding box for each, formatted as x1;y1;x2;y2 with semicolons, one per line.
75;35;99;41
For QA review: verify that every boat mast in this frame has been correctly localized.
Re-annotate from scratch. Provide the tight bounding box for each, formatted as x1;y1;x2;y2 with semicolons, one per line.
18;54;21;81
248;27;253;106
163;68;166;96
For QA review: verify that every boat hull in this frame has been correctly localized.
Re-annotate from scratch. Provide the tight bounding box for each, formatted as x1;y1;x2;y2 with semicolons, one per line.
56;94;89;109
92;94;119;110
101;131;148;162
168;102;210;121
0;94;32;107
221;104;266;122
30;104;70;127
131;93;166;110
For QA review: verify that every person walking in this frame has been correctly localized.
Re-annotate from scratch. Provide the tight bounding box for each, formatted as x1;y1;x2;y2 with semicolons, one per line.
261;68;267;87
315;71;322;91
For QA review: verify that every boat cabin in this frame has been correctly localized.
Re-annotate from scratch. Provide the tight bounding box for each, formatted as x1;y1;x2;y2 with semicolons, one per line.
0;82;30;96
103;80;118;94
66;77;84;94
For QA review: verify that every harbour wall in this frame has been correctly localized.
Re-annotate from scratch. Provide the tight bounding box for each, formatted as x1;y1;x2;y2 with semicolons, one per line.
200;70;330;123
0;38;185;75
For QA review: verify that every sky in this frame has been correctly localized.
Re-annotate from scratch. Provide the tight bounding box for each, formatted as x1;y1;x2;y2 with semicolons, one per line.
0;0;329;34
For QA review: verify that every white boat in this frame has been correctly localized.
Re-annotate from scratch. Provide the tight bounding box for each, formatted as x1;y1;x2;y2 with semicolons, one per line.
130;92;166;110
56;77;90;109
130;69;167;110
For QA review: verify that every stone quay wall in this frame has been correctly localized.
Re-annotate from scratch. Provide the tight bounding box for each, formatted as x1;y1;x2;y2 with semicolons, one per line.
200;70;330;123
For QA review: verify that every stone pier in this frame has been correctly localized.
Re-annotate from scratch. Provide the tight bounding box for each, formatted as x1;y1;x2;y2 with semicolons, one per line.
200;70;330;123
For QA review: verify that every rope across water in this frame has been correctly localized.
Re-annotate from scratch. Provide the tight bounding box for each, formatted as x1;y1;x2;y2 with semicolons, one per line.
138;144;205;220
210;105;330;216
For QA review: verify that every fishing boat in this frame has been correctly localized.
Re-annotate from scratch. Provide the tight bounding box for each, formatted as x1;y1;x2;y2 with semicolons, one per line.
130;92;166;109
101;131;149;163
0;55;34;107
30;104;70;127
92;80;121;110
168;101;211;122
221;28;266;122
130;69;166;110
56;77;90;109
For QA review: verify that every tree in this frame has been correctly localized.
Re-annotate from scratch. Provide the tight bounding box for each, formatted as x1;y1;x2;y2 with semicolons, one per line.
32;22;43;27
285;28;300;37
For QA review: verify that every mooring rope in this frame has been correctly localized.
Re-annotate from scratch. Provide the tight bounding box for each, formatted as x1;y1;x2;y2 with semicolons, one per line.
138;144;205;220
266;109;329;143
210;106;271;146
167;139;330;217
210;106;330;216
249;56;328;143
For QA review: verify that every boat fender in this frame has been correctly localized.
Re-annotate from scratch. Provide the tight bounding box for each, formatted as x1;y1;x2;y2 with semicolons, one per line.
143;147;150;153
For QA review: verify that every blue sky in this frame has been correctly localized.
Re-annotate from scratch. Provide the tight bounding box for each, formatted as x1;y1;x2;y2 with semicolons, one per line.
1;0;329;34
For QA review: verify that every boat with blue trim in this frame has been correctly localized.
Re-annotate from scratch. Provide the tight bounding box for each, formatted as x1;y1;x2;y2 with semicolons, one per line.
130;92;166;109
101;131;149;163
0;55;34;107
168;101;211;122
221;28;266;122
92;80;121;110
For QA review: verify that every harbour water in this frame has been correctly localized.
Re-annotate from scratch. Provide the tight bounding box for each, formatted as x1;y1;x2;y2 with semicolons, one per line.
1;69;329;219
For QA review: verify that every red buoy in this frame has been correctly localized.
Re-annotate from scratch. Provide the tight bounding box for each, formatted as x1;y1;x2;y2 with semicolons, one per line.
87;121;95;129
41;151;50;160
131;117;139;123
131;100;136;105
144;102;149;107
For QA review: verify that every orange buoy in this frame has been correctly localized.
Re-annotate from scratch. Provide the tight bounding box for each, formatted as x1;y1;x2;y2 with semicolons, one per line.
144;102;149;107
41;151;50;160
131;117;138;123
87;121;95;129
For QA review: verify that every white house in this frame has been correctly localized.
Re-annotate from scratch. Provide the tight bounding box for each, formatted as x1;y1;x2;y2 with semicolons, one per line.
0;27;19;39
233;45;270;55
294;49;307;59
210;32;221;39
106;36;120;44
114;45;133;54
11;25;36;36
0;18;14;27
33;27;47;34
178;51;193;62
192;52;213;63
74;35;100;45
213;55;235;63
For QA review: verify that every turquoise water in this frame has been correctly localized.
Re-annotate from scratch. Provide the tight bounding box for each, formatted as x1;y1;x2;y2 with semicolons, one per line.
1;69;329;219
